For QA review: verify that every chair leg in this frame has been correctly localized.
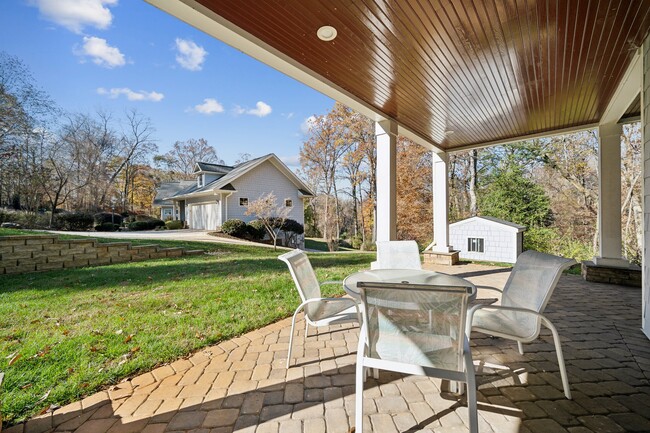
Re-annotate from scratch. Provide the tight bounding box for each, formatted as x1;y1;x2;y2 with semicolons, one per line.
517;341;524;355
286;307;301;369
463;338;478;433
355;357;365;432
541;316;571;399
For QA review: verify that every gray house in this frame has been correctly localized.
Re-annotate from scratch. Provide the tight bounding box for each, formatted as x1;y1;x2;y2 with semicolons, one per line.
449;216;526;264
153;154;313;230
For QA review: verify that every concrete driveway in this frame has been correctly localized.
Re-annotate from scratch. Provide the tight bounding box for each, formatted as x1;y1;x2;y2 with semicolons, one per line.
44;229;281;249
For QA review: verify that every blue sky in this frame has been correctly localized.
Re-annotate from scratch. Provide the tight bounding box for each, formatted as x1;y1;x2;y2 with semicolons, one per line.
0;0;335;167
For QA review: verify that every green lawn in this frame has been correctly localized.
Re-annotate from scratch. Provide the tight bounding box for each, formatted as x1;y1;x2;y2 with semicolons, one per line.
0;231;373;425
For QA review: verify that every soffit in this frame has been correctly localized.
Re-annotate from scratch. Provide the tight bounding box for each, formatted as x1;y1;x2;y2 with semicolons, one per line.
188;0;650;150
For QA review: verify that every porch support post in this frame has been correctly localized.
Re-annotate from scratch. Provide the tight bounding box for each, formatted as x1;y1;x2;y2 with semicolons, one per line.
594;122;629;267
375;120;397;242
642;37;650;339
432;152;452;252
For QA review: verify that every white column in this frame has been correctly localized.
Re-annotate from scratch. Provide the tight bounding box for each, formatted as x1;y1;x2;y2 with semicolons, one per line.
642;36;649;339
594;123;629;267
432;152;452;252
375;120;397;242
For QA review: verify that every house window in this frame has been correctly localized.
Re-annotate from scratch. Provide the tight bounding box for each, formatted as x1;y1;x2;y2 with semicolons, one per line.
197;174;203;188
285;199;293;207
467;237;484;253
240;197;249;207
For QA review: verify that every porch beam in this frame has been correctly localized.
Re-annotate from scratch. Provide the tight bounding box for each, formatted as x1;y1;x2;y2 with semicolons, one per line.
375;120;397;242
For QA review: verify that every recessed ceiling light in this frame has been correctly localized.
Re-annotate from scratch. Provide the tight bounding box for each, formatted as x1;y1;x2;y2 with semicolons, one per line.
317;26;337;41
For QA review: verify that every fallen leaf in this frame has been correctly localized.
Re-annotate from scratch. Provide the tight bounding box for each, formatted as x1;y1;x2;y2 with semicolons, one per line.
90;346;98;352
67;368;75;375
62;330;70;336
30;319;41;324
20;383;32;390
115;329;123;335
80;382;89;388
5;351;17;359
123;335;132;343
8;353;22;366
130;346;140;353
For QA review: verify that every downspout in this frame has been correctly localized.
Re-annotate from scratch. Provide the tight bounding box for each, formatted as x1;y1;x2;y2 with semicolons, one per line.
223;191;233;222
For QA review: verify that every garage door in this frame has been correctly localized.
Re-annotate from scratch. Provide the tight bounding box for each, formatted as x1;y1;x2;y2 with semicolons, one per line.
189;203;219;230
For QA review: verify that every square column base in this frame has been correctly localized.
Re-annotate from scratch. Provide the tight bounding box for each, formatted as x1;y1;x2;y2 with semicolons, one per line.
423;250;460;266
581;260;641;287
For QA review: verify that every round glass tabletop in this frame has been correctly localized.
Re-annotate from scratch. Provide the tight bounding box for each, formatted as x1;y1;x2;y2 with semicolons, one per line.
343;269;476;300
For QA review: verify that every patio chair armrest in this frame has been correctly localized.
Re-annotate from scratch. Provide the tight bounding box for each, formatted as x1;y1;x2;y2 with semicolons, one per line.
465;304;545;337
474;285;503;293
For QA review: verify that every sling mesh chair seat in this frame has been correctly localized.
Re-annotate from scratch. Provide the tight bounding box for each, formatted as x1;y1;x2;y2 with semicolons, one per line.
466;250;577;399
279;249;361;368
355;281;478;433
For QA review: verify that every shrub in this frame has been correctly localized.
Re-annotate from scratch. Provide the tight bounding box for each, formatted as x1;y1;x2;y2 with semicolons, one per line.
128;219;165;231
246;220;265;240
95;222;120;232
337;239;352;248
94;212;123;226
221;219;247;237
351;235;363;250
58;211;94;231
165;220;184;230
281;219;304;235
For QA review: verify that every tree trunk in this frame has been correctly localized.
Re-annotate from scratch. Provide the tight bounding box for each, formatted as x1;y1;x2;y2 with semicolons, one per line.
469;149;478;216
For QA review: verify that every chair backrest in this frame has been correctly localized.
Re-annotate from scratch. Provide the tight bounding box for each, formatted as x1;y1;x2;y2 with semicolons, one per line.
502;250;576;312
278;249;321;303
359;281;471;372
374;240;422;270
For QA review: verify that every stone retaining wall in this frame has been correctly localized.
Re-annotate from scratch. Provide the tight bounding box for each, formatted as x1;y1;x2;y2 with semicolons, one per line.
0;235;203;275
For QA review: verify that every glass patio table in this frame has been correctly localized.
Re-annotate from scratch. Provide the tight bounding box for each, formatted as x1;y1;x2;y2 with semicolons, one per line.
343;269;477;301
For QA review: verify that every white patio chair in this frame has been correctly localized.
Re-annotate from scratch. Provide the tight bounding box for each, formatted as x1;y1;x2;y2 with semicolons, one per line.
466;250;576;399
355;281;478;433
278;249;361;368
372;240;422;270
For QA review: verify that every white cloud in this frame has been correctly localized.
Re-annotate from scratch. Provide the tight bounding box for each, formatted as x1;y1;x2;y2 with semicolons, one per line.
97;87;164;102
234;101;273;117
174;38;207;71
248;101;272;117
76;36;125;68
194;98;224;115
301;115;317;134
282;112;295;119
33;0;117;33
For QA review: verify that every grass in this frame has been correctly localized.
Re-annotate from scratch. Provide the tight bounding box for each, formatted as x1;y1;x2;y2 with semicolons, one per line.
304;237;357;252
0;233;373;425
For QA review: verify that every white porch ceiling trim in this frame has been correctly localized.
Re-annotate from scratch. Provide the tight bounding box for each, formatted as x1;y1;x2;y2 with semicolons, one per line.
145;0;443;153
601;50;642;126
449;122;600;154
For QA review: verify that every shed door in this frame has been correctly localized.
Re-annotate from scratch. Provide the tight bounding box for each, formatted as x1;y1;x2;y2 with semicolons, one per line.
189;203;219;230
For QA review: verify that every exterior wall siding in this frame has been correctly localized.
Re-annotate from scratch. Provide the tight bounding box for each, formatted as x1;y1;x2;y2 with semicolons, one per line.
449;220;520;263
225;160;305;225
643;36;650;338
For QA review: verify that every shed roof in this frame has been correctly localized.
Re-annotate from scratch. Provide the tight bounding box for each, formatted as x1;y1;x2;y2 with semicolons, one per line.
450;216;526;233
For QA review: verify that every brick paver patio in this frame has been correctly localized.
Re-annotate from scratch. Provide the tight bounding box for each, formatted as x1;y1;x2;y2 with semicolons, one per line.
6;263;650;433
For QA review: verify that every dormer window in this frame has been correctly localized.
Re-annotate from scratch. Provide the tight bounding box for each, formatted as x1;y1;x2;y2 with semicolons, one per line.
197;174;203;188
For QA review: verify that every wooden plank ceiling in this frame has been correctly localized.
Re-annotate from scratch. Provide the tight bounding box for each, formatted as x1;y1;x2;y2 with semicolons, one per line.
194;0;650;151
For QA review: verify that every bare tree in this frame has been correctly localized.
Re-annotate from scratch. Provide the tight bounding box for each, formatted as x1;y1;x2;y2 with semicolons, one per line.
245;192;290;250
154;138;221;176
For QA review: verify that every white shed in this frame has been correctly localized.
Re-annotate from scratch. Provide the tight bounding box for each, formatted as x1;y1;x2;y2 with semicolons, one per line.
449;216;526;264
